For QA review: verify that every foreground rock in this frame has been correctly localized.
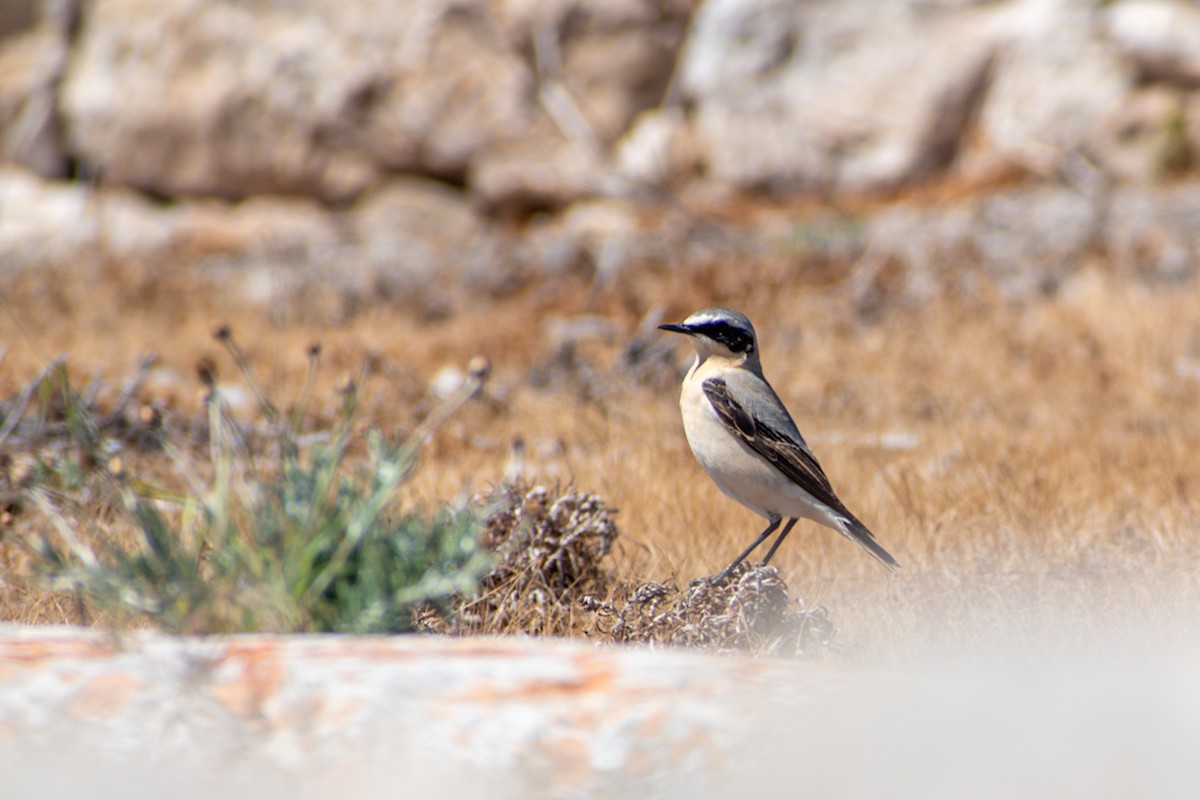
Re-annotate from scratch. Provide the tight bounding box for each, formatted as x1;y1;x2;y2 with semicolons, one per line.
4;626;1200;799
0;625;853;798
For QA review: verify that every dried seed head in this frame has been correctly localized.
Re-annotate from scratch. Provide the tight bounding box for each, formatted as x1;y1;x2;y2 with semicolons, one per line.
307;341;322;358
195;357;218;388
467;355;491;383
211;321;232;341
336;374;356;395
107;457;125;478
137;404;161;427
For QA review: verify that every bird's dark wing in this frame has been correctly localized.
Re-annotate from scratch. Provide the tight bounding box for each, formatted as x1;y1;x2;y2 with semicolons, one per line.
702;376;841;510
702;375;899;570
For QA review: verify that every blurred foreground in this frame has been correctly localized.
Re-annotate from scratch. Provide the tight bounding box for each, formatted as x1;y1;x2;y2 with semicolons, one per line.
3;626;1200;800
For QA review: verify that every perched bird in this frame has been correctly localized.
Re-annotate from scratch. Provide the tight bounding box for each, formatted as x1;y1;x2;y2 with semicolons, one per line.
658;307;898;581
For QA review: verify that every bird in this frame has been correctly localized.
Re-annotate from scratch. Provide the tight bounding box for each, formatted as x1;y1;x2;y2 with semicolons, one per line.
658;307;898;582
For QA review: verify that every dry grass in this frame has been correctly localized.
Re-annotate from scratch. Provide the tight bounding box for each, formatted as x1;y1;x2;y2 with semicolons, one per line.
3;240;1199;666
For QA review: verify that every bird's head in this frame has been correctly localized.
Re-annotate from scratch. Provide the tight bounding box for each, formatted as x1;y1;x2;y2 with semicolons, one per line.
658;307;761;368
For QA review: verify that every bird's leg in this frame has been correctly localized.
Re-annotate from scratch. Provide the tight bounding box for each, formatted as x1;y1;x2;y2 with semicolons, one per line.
761;518;799;566
712;514;781;583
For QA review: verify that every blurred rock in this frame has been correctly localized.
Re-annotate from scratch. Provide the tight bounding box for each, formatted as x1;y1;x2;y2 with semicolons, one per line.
0;167;490;319
0;0;76;38
57;0;685;208
343;177;485;312
180;196;339;260
0;0;77;178
0;2;39;38
4;0;1200;213
675;0;1200;191
1105;182;1200;283
614;106;700;188
678;0;1002;191
493;0;688;143
0;167;179;271
470;136;608;213
976;1;1138;180
1105;0;1200;88
0;625;852;800
185;179;491;321
866;178;1200;301
867;184;1100;299
7;626;1200;800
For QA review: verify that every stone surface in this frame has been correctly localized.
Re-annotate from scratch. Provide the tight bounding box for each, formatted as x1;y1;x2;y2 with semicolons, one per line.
0;625;855;799
1105;182;1200;282
614;106;700;188
0;165;497;326
1106;0;1200;88
865;179;1200;300
4;626;1200;799
4;0;1200;211
976;1;1138;180
678;0;1003;191
0;0;77;178
57;0;685;207
0;166;180;271
674;0;1199;190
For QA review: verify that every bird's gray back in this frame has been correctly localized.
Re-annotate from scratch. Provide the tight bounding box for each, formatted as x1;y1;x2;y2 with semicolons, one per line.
717;367;813;455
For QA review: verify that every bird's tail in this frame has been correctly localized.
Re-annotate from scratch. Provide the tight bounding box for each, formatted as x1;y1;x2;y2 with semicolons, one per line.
837;512;900;572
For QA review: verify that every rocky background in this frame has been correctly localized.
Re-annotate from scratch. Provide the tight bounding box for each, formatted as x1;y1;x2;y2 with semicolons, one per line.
4;0;1200;311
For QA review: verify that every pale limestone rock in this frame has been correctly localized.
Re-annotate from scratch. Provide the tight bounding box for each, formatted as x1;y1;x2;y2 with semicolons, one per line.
0;166;179;271
4;626;1200;800
675;0;1190;191
62;0;481;202
0;625;846;799
614;106;699;188
678;0;1002;192
342;176;486;311
0;0;76;178
866;178;1200;300
978;1;1137;179
1105;0;1200;87
58;0;683;208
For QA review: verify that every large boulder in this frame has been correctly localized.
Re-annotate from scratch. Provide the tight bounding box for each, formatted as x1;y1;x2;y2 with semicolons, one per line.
58;0;685;208
677;0;1003;192
976;1;1137;179
675;0;1200;191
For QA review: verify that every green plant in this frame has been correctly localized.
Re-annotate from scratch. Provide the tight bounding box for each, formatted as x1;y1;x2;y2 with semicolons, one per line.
24;333;493;635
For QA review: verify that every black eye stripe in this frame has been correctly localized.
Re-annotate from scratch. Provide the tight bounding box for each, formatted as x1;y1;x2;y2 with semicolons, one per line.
697;321;755;353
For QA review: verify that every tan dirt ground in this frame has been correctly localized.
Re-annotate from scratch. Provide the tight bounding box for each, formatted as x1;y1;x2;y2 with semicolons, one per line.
3;214;1199;666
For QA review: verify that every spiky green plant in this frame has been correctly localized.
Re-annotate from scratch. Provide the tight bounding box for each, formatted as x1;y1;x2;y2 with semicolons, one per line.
24;335;493;634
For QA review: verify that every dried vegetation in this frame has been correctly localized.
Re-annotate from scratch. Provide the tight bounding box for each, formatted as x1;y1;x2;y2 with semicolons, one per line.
589;566;836;657
2;220;1200;662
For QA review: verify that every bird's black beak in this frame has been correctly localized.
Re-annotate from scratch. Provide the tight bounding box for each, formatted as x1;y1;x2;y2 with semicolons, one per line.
657;322;694;336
